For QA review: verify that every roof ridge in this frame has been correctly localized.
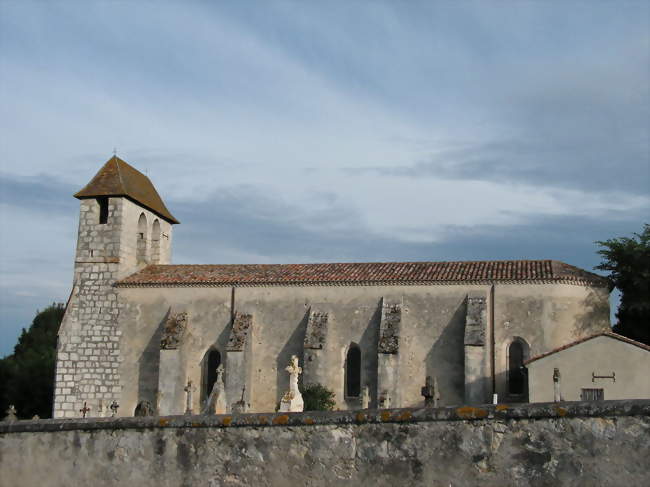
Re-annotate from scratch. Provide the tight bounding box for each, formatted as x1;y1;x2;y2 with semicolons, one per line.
118;260;609;287
525;331;650;364
146;259;566;267
114;156;127;194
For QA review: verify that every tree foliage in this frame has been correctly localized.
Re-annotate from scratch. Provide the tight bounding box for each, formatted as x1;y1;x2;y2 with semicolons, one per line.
596;224;650;345
0;303;64;419
300;383;336;411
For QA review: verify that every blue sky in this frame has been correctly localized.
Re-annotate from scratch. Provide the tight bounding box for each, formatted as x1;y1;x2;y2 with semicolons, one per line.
0;1;648;356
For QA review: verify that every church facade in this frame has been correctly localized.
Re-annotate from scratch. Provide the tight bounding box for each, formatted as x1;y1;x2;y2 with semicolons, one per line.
53;157;611;418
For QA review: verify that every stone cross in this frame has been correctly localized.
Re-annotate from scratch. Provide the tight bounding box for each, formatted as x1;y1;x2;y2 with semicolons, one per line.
4;405;17;422
421;375;440;407
79;402;91;418
553;368;562;402
110;400;120;417
184;379;195;415
279;355;304;412
361;385;370;409
203;364;226;415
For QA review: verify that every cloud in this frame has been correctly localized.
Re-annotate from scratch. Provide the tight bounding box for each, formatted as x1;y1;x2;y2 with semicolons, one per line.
0;1;648;354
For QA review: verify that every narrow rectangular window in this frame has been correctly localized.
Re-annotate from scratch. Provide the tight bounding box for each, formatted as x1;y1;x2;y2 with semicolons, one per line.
581;388;604;401
98;197;108;224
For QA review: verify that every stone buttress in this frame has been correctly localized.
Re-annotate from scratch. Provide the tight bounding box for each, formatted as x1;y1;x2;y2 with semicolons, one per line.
225;311;254;412
377;298;402;408
303;308;330;386
464;292;490;404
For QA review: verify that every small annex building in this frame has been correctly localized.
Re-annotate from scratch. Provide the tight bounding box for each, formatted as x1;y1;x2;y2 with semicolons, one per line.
525;332;650;403
53;156;612;418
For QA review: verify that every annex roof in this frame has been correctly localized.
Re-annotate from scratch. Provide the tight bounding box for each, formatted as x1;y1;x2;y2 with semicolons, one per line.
117;259;608;287
74;156;179;224
525;331;650;365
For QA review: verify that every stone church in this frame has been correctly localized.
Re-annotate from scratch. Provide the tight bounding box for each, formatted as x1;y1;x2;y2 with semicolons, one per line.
53;156;611;418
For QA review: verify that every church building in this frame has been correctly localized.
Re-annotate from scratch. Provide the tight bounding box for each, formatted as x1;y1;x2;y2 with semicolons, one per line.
53;156;611;418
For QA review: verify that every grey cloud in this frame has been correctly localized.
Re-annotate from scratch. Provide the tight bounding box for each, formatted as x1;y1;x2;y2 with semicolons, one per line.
1;173;644;356
354;133;649;196
0;173;78;214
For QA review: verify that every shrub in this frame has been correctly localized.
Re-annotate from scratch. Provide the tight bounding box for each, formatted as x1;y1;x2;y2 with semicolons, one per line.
301;383;336;411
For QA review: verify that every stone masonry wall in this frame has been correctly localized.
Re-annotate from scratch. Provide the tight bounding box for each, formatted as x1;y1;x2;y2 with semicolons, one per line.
3;400;648;487
54;198;124;418
54;197;173;418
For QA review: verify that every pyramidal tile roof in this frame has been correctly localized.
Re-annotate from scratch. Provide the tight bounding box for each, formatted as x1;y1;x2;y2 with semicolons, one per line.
117;260;608;287
74;156;179;224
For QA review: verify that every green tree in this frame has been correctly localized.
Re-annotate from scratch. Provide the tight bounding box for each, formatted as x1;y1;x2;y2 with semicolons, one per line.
300;383;336;411
0;303;64;419
596;224;650;345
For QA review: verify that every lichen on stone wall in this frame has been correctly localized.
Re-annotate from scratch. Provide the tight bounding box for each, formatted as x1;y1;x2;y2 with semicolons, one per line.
227;312;253;351
2;400;649;487
304;311;329;350
379;302;401;354
160;311;188;350
465;295;487;346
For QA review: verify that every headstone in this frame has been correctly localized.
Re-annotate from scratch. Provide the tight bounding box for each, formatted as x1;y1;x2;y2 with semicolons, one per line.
203;364;227;415
231;387;247;414
155;391;161;414
4;405;17;422
134;400;155;417
421;375;436;407
31;414;40;420
184;379;195;415
279;355;304;412
553;368;562;402
110;400;119;417
361;385;370;409
378;390;391;409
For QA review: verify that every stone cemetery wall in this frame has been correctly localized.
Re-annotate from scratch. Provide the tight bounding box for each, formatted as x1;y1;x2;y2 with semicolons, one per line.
1;400;648;487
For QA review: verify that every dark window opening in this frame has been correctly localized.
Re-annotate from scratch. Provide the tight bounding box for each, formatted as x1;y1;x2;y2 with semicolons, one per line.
581;388;604;401
98;197;108;224
508;341;526;395
346;345;361;397
204;349;221;399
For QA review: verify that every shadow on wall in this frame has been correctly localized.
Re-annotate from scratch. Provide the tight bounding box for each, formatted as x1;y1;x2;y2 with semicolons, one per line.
137;308;167;406
350;300;381;409
275;310;310;406
200;323;232;404
425;299;466;407
574;290;611;336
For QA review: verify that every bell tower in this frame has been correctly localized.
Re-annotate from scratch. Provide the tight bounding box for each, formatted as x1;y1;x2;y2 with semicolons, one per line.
53;156;178;418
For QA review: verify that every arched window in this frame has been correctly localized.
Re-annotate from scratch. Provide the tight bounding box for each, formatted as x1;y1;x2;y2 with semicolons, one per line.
136;213;147;263
345;344;361;397
202;348;222;401
151;219;161;264
507;338;529;397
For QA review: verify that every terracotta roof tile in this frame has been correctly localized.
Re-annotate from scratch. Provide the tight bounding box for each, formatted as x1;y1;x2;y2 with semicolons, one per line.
525;332;650;365
117;260;608;287
74;156;179;224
